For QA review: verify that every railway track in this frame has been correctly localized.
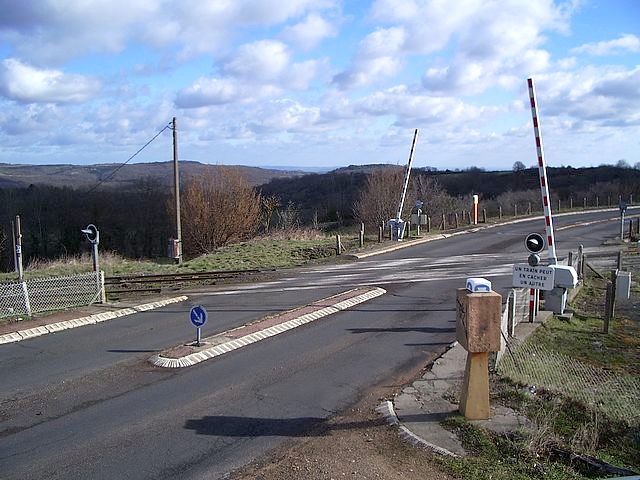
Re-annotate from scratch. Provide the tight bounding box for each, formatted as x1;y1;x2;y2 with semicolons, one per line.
104;269;265;298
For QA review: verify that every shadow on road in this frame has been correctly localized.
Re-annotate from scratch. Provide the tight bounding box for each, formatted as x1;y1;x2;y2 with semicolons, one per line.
346;326;455;334
184;416;386;437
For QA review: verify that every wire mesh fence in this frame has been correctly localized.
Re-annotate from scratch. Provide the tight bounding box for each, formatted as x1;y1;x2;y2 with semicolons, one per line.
497;340;640;425
0;272;103;319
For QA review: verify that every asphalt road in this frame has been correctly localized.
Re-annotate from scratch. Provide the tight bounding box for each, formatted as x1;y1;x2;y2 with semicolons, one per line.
0;208;634;479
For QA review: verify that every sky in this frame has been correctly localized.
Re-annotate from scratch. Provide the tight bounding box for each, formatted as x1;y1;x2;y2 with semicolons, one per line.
0;0;638;171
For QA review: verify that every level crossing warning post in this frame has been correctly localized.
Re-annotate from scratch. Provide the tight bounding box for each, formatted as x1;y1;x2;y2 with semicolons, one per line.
512;264;555;290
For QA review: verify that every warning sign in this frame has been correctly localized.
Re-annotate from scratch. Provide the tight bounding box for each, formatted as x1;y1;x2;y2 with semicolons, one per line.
512;264;555;290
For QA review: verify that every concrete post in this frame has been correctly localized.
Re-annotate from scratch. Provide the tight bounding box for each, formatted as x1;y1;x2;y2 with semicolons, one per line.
583;197;587;209
514;204;517;217
499;205;502;219
456;288;502;420
482;208;487;223
378;225;383;243
427;216;431;233
570;197;574;209
336;235;342;255
454;213;459;229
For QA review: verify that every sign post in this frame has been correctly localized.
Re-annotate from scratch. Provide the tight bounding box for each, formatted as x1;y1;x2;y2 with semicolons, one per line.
619;201;627;239
189;305;208;346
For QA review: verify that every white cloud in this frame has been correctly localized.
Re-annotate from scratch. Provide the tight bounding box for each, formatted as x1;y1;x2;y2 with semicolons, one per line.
0;0;338;64
571;34;640;56
281;13;338;50
0;59;101;103
333;27;406;88
176;40;322;108
224;40;291;80
339;0;572;95
534;65;640;128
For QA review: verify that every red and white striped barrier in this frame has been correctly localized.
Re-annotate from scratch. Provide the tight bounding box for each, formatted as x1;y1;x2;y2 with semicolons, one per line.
527;78;557;265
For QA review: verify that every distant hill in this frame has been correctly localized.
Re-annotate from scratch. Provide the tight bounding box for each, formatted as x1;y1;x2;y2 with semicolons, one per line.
259;164;640;222
0;161;304;190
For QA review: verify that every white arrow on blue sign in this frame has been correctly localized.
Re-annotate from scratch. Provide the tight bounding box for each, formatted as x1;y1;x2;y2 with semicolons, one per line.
190;305;208;327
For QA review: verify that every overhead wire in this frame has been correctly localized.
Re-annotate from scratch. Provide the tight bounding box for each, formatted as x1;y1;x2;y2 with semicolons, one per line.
86;121;173;194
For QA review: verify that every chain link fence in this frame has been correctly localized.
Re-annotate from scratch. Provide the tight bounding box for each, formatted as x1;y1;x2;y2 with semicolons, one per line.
0;272;104;319
497;340;640;425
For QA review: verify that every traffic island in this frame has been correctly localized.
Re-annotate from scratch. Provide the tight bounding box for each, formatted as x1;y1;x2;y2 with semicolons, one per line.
149;287;386;368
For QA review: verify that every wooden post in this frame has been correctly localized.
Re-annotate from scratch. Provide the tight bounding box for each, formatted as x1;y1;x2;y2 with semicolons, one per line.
441;213;446;230
378;225;383;243
359;223;365;247
507;290;515;336
583;197;587;209
454;212;459;228
596;196;599;208
568;251;573;266
499;205;502;219
570;197;573;209
604;281;613;334
482;208;487;223
336;235;342;255
427;216;431;233
514;204;517;217
558;199;561;211
527;202;532;215
578;244;584;280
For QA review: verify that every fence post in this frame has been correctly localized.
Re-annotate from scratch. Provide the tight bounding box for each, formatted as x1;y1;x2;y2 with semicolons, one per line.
604;281;613;334
441;213;446;230
499;205;502;219
608;196;611;207
378;225;383;243
514;204;517;217
359;223;365;247
596;196;599;208
578;244;584;280
617;250;623;270
454;212;459;228
527;202;532;215
570;197;573;209
558;199;561;211
336;235;342;255
610;269;618;320
583;197;587;209
568;251;573;266
482;208;487;223
427;216;431;233
507;289;516;336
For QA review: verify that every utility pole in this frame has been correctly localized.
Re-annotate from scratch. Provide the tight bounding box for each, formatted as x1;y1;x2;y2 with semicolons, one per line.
173;117;182;264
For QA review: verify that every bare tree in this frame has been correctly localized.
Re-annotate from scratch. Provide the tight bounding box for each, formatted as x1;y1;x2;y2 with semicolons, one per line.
261;195;281;234
411;175;457;218
181;167;262;256
353;167;404;228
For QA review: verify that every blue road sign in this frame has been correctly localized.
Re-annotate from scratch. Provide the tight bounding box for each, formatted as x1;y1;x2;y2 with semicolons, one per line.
190;305;208;327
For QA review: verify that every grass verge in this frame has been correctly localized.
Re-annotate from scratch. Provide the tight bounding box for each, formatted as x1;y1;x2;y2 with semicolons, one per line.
436;258;640;479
